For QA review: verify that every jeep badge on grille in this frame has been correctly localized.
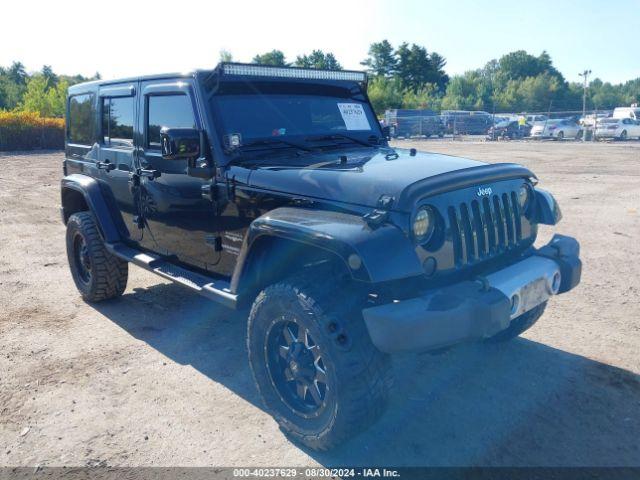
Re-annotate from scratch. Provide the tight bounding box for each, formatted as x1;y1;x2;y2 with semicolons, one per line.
477;186;493;196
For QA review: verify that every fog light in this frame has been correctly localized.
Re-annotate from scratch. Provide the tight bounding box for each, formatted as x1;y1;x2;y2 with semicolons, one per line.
549;272;561;294
347;253;362;270
510;294;520;315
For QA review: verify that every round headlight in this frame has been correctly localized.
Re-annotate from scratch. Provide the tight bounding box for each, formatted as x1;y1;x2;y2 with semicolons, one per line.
412;207;435;243
518;184;530;209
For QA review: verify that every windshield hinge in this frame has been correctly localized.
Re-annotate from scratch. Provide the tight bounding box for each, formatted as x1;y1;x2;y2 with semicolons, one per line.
363;209;388;228
364;195;395;228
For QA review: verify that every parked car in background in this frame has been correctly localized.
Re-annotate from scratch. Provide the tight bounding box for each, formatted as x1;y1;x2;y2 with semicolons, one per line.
579;113;609;127
487;120;532;140
525;114;548;125
442;110;492;135
612;106;640;120
384;109;445;138
595;117;640;140
530;119;583;140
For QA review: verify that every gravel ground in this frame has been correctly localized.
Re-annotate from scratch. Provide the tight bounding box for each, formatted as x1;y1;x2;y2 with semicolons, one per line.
1;141;639;468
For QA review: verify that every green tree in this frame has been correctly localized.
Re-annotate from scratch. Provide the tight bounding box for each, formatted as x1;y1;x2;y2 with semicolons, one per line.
441;71;490;111
47;79;69;117
589;79;625;110
294;50;342;70
360;40;397;77
252;50;288;66
367;76;403;114
402;83;442;111
395;43;448;92
219;49;233;62
8;61;27;85
41;65;57;89
21;74;53;116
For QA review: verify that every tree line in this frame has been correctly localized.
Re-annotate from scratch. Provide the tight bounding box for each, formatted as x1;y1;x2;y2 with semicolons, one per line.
2;43;639;118
0;61;100;116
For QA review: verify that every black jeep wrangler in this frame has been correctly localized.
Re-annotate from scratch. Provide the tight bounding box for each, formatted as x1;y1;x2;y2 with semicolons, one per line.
61;63;581;450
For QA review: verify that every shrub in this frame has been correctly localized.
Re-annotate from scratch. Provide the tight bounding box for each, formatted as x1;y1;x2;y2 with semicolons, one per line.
0;110;65;151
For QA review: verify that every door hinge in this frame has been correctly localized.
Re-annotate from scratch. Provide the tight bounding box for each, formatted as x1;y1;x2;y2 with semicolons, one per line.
132;215;144;229
205;235;223;252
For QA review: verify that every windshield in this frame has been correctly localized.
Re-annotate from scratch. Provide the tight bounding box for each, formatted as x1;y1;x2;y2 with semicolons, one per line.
211;93;380;148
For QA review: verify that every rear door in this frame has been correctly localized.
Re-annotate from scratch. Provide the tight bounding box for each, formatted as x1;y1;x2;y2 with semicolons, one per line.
97;84;142;242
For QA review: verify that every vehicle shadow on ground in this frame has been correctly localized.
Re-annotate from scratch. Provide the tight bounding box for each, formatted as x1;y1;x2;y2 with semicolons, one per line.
94;282;640;467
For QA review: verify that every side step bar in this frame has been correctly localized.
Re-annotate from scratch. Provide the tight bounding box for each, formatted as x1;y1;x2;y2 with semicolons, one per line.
106;242;238;309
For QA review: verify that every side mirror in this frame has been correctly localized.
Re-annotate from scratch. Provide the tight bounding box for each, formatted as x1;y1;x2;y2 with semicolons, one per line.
160;127;200;160
381;125;391;140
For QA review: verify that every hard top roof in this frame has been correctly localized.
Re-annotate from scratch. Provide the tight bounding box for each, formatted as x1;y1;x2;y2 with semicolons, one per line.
68;63;368;95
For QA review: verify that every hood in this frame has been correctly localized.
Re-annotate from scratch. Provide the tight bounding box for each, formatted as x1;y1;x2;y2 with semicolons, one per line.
246;148;486;210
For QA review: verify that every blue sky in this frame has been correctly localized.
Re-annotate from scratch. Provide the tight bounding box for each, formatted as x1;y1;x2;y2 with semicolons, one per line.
2;0;638;84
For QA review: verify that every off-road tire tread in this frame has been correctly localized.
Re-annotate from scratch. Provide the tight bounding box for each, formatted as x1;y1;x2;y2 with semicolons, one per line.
248;269;392;451
66;212;128;302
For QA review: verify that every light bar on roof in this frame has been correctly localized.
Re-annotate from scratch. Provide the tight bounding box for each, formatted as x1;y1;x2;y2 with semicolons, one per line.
221;63;367;82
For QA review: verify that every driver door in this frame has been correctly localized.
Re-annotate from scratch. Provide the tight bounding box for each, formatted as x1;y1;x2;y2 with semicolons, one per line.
136;80;221;271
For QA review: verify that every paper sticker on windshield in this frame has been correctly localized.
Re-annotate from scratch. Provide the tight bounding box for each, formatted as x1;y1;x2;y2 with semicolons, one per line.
337;103;371;130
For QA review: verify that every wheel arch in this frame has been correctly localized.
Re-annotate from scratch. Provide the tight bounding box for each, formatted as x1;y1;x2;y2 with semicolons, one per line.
232;234;351;306
230;207;424;305
60;174;125;243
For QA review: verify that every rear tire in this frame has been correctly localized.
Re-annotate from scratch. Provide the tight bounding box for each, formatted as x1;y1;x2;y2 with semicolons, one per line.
556;131;564;140
247;271;391;451
486;302;547;343
620;130;627;141
66;212;128;302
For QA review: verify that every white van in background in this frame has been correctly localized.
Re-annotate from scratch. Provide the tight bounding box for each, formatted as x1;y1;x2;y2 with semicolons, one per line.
612;106;640;120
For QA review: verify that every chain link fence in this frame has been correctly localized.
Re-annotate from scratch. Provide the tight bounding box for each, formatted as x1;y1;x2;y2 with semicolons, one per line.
383;108;623;142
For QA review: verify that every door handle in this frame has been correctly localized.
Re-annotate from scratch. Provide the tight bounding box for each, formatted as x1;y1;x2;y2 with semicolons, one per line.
97;160;116;172
128;168;160;187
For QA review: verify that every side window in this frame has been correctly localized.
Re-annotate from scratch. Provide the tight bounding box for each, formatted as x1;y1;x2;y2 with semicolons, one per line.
102;97;134;147
68;93;95;145
146;94;196;149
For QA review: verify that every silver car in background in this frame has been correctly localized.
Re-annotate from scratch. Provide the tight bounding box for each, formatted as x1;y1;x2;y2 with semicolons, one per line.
595;117;640;140
530;119;583;140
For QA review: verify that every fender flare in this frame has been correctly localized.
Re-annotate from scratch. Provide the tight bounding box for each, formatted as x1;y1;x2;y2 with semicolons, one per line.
533;187;562;225
60;174;125;243
230;207;424;294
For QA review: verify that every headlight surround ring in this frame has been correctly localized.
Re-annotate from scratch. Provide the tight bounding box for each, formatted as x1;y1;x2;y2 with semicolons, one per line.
518;183;531;212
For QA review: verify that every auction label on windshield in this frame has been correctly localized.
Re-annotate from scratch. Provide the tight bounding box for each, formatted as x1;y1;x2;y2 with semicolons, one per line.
337;103;371;130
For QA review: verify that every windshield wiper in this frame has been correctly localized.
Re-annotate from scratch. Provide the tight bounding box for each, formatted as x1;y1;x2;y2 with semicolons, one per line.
305;133;376;148
240;138;312;152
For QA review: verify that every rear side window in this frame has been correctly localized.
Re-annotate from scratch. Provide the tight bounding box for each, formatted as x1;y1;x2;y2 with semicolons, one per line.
102;97;134;147
146;94;196;148
68;93;95;145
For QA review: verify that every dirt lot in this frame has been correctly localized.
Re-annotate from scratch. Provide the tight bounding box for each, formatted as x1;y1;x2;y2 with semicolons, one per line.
1;140;639;467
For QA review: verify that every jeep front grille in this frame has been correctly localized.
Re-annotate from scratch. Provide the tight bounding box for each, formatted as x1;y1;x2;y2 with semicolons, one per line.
447;191;522;266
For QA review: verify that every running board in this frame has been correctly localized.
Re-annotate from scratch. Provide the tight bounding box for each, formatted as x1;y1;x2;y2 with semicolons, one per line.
106;243;237;309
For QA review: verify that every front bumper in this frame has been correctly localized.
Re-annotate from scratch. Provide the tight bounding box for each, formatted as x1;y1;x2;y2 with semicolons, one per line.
363;234;581;353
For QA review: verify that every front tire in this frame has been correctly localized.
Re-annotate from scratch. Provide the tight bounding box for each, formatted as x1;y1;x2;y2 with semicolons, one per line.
486;302;547;343
66;212;128;302
619;130;627;141
556;131;564;140
247;272;391;451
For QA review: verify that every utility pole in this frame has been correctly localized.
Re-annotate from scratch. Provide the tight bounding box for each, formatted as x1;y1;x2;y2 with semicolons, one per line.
579;69;591;141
